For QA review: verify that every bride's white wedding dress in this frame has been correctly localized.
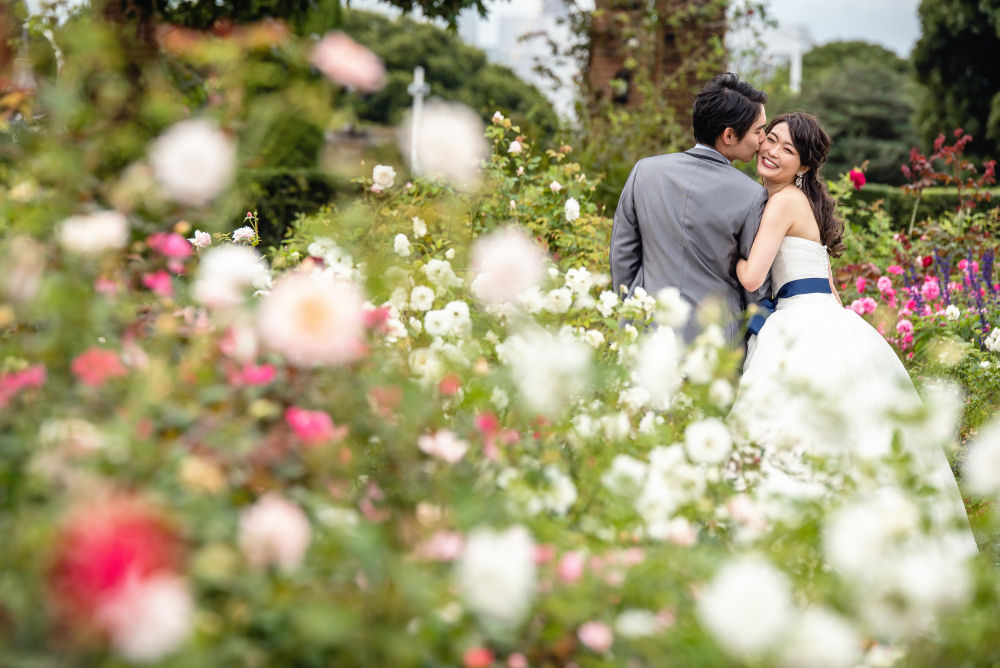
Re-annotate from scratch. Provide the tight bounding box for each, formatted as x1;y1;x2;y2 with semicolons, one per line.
731;236;977;556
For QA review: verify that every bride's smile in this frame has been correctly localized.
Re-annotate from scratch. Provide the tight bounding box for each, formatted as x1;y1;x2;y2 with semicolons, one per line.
756;122;804;186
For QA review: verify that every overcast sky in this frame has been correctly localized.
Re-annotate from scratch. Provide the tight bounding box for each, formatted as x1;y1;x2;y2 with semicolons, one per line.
764;0;922;55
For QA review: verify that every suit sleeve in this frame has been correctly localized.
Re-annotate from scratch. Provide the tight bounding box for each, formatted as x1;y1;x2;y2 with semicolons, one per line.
610;163;643;297
739;188;770;305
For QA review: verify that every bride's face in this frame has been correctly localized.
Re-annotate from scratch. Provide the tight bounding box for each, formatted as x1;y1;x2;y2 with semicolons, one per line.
756;122;803;186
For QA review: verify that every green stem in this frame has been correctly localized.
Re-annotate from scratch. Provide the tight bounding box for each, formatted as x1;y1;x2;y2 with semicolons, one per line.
907;190;923;236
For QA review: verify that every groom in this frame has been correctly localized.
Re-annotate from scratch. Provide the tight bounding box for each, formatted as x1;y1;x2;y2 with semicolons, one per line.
610;72;770;344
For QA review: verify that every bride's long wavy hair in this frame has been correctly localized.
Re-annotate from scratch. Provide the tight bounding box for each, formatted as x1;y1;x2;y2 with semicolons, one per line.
766;112;845;257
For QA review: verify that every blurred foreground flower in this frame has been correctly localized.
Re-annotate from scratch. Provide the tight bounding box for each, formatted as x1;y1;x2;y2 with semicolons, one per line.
149;119;235;206
457;526;536;636
399;100;488;190
48;495;192;662
257;272;366;367
470;227;547;304
193;245;271;309
238;494;312;571
58;211;129;256
310;31;385;92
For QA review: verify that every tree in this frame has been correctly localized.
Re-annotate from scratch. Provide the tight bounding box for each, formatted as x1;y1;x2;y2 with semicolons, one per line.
912;0;1000;160
765;41;919;184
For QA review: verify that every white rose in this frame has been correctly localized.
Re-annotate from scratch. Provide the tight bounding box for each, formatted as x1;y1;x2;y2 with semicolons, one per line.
684;418;732;464
372;164;396;190
945;304;960;321
565;197;580;222
424;309;455;337
456;526;537;633
58;210;130;255
492;111;505;123
409;285;436;311
544;287;573;313
549;180;562;193
238;494;312;571
149;119;235;206
393;233;411;257
508;140;523;155
188;230;211;248
232;226;256;243
412;216;427;237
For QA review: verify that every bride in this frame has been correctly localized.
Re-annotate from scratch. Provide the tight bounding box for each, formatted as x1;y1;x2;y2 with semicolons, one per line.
730;112;976;555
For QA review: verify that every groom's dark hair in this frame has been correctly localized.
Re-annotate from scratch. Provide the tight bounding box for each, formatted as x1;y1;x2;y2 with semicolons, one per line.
692;73;767;146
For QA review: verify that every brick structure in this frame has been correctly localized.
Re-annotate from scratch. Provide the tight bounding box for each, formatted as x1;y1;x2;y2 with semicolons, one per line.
587;0;726;133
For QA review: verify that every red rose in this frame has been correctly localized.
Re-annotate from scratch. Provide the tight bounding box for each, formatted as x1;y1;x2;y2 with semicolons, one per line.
849;168;866;190
922;256;934;268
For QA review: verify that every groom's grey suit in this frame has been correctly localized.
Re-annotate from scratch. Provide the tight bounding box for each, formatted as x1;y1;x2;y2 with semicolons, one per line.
610;145;770;343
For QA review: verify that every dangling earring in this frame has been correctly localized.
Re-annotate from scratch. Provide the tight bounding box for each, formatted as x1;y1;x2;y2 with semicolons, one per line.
795;172;804;188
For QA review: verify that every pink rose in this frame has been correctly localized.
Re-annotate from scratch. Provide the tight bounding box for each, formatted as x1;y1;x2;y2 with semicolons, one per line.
849;168;866;189
0;364;46;408
310;31;386;92
557;550;586;583
148;232;193;260
578;621;614;653
921;278;940;302
416;530;464;561
462;647;494;668
229;363;276;387
71;347;127;387
886;265;904;275
142;270;174;297
417;429;469;463
876;276;893;292
855;276;867;293
896;319;914;336
285;406;347;445
958;259;969;270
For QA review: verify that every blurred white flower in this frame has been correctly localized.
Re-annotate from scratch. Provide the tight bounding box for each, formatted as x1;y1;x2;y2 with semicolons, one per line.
548;180;563;193
490;386;510;410
681;344;717;384
445;248;455;260
633;327;683;409
310;31;385;92
583;329;605;349
445;300;472;336
456;526;537;633
400;100;488;189
373;165;396;190
495;326;591;414
708;378;734;408
565;197;580;222
655;287;692;329
945;304;960;321
684;419;732;464
194;245;271;309
697;557;793;657
471;227;547;304
418;429;469;463
544;287;573;314
423;259;462;288
777;607;861;668
232;226;256;243
238;493;312;571
412;216;427;237
615;609;663;638
492;111;505;123
597;290;619;317
97;574;193;664
257;272;366;367
149;119;235;206
410;347;443;380
393;233;411;257
58;210;129;255
507;140;523;155
964;417;1000;495
188;230;211;248
602;454;648;496
39;417;105;455
424;309;454;337
564;267;593;294
409;285;435;311
823;488;919;579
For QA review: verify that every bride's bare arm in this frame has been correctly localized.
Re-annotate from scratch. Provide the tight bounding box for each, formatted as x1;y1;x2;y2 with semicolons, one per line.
736;192;794;292
828;263;842;305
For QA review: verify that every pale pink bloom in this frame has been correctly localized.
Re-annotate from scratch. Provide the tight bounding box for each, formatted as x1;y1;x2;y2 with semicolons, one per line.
148;232;193;260
663;517;698;546
310;31;385;92
232;226;256;244
194;245;271;309
372;165;396;190
886;264;904;275
470;227;547;304
142;270;174;297
96;574;193;663
921;277;940;301
876;276;893;292
95;277;121;295
256;272;366;367
238;494;312;571
619;547;645;566
533;543;556;564
855;276;866;293
219;325;259;361
417;429;469;463
415;530;464;561
188;230;211;248
508;140;523;155
462;647;494;668
149;119;235;206
557;550;586;583
578;621;614;653
849;298;876;315
0;364;45;408
58;210;130;255
285;406;347;445
71;348;127;387
896;319;914;336
398;100;488;189
508;653;528;668
370;184;382;193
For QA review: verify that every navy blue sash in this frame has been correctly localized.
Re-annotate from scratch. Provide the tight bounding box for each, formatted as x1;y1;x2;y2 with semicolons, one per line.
747;277;832;336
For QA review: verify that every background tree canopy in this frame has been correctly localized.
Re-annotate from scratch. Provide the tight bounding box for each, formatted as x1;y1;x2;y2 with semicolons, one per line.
912;0;1000;162
763;41;918;185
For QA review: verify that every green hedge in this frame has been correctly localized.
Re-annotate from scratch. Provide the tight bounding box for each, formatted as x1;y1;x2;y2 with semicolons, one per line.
851;184;1000;228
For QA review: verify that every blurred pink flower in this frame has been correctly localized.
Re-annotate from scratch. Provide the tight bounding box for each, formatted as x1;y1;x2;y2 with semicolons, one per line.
470;227;547;304
508;653;528;668
148;232;194;260
238;493;311;571
849;168;866;189
228;362;276;387
142;270;174;297
257;272;366;367
0;363;46;407
905;298;918;311
462;647;494;668
416;530;464;561
557;550;586;583
855;276;866;293
886;265;904;275
848;297;877;315
958;259;969;270
578;621;614;653
896;319;914;336
71;348;127;387
285;406;347;445
95;573;193;663
417;429;469;463
533;543;556;564
876;276;893;292
921;277;941;301
310;31;385;92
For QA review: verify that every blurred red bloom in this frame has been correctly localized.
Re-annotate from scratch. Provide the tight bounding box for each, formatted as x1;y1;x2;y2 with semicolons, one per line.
849;168;866;190
71;348;127;387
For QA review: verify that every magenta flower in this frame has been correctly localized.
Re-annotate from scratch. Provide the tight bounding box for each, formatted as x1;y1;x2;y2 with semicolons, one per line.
71;348;127;387
142;270;174;297
921;277;941;301
876;276;893;292
148;232;193;260
886;265;904;275
0;364;46;408
855;276;866;293
849;168;866;189
896;319;914;336
285;406;346;446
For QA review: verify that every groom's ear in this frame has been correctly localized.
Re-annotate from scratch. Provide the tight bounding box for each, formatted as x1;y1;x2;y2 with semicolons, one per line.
720;127;738;146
